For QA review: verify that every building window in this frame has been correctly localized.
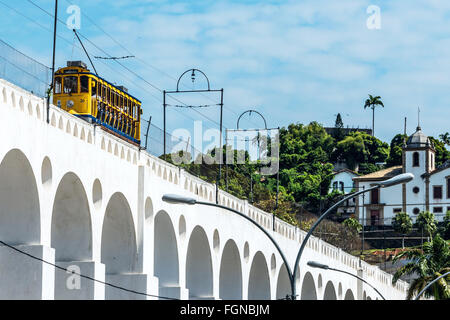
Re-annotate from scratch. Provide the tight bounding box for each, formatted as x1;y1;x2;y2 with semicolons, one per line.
447;178;450;199
332;181;338;191
433;186;443;199
393;208;402;214
413;186;420;194
371;188;379;204
413;208;420;215
339;182;344;192
413;152;420;167
433;207;443;214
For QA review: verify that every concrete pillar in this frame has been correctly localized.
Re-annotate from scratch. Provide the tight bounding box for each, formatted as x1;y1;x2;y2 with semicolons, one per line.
105;273;159;300
159;286;189;300
356;267;364;300
54;261;105;300
0;244;55;300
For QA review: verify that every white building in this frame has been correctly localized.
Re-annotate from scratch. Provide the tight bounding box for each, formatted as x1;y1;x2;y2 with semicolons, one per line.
353;126;450;226
329;169;358;216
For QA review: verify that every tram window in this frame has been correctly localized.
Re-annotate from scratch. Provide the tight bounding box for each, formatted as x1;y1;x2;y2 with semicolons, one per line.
91;79;97;97
54;77;62;94
102;85;106;100
106;88;110;103
64;76;78;94
119;95;123;110
80;76;89;93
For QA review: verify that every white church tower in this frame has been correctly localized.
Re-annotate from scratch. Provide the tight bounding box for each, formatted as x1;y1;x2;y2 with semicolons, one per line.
402;125;436;215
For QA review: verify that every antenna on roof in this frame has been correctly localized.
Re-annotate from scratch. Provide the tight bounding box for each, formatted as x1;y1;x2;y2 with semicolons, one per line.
417;106;421;130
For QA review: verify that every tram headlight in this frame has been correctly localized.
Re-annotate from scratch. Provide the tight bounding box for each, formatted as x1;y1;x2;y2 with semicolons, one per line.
66;100;74;108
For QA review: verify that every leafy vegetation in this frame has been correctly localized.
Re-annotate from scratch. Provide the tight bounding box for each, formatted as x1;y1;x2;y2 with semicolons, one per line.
391;209;450;300
160;118;450;256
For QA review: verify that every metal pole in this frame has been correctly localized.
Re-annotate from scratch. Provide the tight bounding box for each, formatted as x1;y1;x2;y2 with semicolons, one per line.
291;185;380;299
163;90;166;157
362;186;365;255
143;115;152;151
225;129;228;192
48;0;58;123
217;89;224;204
274;168;279;232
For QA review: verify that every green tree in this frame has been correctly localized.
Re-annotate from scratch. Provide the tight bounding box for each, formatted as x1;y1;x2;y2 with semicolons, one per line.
386;133;408;166
441;211;450;240
364;94;384;137
392;234;450;300
333;113;345;141
429;136;450;167
278;122;335;211
343;217;362;234
439;132;450;146
392;212;412;248
415;211;437;240
332;131;389;172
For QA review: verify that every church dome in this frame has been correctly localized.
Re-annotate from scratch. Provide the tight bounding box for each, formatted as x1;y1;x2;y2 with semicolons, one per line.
406;126;433;149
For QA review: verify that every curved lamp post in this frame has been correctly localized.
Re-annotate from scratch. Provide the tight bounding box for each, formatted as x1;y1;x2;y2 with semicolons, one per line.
414;271;450;300
307;261;385;300
162;172;414;300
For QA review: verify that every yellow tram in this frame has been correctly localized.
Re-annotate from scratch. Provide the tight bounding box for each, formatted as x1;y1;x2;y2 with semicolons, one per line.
53;61;142;145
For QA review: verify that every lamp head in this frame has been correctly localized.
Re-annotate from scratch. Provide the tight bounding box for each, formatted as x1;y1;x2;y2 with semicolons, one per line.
376;173;414;188
162;194;197;205
307;261;329;270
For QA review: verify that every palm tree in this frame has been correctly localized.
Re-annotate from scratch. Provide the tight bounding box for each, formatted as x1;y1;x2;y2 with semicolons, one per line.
415;211;437;241
392;212;413;249
391;234;450;300
364;94;384;136
439;132;450;146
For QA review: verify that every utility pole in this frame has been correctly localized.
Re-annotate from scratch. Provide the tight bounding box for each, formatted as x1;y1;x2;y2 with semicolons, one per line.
48;0;58;123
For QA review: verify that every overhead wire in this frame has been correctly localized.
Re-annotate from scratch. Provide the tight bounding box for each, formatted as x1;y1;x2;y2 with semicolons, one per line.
60;0;264;130
24;0;227;132
0;239;178;300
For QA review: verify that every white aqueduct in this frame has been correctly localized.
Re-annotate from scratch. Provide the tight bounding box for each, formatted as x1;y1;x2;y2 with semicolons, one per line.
0;79;409;300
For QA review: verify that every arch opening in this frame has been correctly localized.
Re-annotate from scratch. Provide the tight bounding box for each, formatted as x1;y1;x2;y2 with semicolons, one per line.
186;226;213;299
219;240;242;300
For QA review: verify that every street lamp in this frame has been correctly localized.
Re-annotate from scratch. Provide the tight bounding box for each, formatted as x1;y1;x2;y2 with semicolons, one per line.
291;172;414;299
162;193;296;297
307;261;386;300
414;271;450;300
162;172;414;300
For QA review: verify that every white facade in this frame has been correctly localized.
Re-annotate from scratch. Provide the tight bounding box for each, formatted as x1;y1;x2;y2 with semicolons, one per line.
354;127;450;226
0;79;409;300
329;169;358;215
329;169;358;194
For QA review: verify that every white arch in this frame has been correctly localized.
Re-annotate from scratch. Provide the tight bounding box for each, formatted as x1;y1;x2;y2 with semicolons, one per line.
154;210;179;290
186;226;213;299
344;289;355;300
248;251;270;300
276;264;291;300
323;281;337;300
0;149;42;299
0;149;40;244
51;172;93;261
101;192;137;274
301;272;317;300
219;239;242;300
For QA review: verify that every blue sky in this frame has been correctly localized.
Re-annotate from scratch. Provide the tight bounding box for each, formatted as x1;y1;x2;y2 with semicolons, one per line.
1;0;450;145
